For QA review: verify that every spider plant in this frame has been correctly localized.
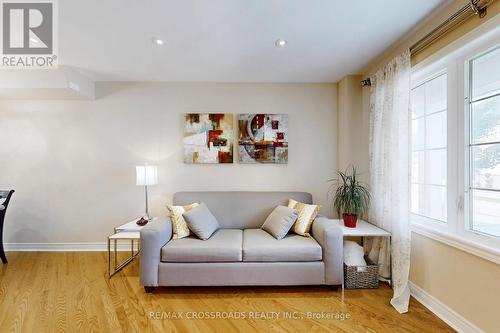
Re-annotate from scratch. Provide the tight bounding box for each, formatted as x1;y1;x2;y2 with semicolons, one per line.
329;166;370;227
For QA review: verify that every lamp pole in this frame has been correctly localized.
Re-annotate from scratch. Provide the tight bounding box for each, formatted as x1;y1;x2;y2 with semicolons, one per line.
144;183;149;220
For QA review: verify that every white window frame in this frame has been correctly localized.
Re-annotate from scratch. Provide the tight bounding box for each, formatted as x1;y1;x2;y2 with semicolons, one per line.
410;17;500;264
459;42;500;248
410;69;449;227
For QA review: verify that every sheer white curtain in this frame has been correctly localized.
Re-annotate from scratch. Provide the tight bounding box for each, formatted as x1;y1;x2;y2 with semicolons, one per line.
367;49;411;314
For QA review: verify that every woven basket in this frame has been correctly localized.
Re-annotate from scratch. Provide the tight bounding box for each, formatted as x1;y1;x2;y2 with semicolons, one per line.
344;256;379;289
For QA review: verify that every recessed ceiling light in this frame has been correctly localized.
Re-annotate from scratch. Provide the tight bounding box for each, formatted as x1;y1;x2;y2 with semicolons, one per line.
275;39;287;47
152;37;164;46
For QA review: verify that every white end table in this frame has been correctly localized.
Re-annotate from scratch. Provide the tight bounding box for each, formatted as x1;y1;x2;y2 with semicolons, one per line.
108;218;155;278
328;219;391;302
330;219;391;238
331;218;392;280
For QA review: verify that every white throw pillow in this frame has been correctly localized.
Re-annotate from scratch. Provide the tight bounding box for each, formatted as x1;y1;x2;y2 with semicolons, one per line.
167;202;199;239
343;240;367;266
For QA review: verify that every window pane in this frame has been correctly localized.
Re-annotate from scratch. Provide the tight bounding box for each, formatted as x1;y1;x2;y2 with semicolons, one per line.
411;184;424;215
427;185;446;221
471;47;500;100
412;118;425;151
412;151;424;183
411;72;447;223
411;85;425;119
425;149;446;185
425;74;447;114
426;111;446;149
471;94;500;144
471;189;500;238
471;143;500;190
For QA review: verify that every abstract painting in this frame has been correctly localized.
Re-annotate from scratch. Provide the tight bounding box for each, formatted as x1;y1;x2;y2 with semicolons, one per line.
184;113;233;164
238;114;288;164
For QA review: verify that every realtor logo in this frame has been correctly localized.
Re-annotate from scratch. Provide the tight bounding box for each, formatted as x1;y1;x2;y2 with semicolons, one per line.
1;0;57;68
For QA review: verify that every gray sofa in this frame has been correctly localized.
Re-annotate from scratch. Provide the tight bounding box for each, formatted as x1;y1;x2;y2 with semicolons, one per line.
140;191;343;292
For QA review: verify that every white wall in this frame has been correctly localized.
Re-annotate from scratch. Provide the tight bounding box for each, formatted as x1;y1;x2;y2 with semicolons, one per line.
0;82;337;245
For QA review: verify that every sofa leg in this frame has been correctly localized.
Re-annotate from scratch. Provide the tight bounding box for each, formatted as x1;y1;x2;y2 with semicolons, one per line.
144;286;156;293
330;285;340;291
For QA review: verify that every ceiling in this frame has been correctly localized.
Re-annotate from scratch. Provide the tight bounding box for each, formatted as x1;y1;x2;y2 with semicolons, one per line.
58;0;447;82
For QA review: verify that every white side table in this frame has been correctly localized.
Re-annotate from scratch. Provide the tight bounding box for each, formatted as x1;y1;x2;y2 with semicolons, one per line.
328;219;391;301
108;218;155;278
331;218;392;277
114;219;147;233
330;219;391;238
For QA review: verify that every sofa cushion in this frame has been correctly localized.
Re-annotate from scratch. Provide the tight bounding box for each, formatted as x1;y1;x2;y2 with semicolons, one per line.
243;229;322;262
261;205;298;240
173;192;312;229
288;198;319;237
161;229;242;262
183;202;220;240
167;202;199;239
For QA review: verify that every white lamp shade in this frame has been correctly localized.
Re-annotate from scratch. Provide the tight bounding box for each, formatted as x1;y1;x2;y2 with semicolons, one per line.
136;165;158;186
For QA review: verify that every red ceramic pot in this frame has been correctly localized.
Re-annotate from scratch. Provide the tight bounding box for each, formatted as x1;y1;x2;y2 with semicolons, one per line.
343;213;358;228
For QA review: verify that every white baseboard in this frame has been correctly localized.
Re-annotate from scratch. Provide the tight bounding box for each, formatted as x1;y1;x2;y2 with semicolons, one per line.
409;281;484;333
5;242;138;252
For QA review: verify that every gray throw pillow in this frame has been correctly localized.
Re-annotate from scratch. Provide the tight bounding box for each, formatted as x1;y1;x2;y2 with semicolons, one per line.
261;205;299;240
182;202;220;240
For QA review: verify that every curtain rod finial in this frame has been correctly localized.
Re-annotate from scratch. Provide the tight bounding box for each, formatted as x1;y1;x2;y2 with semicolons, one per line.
361;78;371;87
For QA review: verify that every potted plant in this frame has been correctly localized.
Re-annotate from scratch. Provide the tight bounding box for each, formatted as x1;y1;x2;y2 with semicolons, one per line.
330;167;370;228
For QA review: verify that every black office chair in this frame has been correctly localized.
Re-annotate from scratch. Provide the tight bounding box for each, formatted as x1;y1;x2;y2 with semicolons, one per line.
0;190;14;264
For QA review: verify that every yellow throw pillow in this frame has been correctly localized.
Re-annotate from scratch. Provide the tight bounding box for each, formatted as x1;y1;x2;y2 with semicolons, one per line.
167;202;199;239
288;198;319;237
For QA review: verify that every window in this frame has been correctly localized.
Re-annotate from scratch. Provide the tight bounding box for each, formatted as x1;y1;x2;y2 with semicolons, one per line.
410;27;500;262
411;73;447;222
467;46;500;239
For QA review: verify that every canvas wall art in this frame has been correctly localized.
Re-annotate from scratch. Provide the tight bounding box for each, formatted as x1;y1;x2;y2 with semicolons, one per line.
238;114;288;164
184;113;233;164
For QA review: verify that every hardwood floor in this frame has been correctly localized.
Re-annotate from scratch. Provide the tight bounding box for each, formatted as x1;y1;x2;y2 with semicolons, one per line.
0;252;454;333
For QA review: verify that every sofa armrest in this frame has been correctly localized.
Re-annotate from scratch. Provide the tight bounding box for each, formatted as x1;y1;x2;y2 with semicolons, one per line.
140;217;172;287
312;217;343;285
